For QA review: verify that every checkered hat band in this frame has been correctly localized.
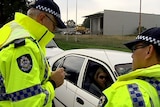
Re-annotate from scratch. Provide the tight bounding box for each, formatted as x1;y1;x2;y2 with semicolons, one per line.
128;84;145;107
136;35;160;46
36;5;60;18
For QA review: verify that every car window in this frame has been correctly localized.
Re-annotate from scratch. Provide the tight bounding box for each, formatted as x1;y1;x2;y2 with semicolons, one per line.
115;63;132;75
82;60;114;98
46;39;58;48
51;57;64;71
52;56;85;85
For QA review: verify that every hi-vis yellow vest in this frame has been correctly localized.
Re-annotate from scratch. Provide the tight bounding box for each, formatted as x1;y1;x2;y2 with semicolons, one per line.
101;65;160;107
0;12;55;107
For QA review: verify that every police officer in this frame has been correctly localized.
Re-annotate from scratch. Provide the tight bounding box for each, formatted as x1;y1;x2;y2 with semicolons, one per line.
98;27;160;107
0;0;66;107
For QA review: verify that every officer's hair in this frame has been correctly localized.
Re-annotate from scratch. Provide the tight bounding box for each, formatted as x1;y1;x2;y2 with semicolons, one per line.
153;45;160;61
27;8;41;18
27;8;52;21
143;41;160;61
27;8;50;20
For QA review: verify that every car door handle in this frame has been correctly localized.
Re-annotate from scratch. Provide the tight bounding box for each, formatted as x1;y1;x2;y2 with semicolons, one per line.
76;97;84;105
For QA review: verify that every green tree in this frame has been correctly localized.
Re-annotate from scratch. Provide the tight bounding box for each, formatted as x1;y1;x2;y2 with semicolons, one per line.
0;0;28;27
82;18;90;28
66;19;76;28
136;26;147;34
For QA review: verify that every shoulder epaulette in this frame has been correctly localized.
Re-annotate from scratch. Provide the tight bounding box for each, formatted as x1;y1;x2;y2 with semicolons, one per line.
14;38;25;48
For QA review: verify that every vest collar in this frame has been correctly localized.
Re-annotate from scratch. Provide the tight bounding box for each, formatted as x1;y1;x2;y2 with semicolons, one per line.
14;12;55;53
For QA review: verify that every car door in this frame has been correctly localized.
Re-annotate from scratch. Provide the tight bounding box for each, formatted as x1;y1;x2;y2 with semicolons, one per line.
74;87;99;107
72;57;100;107
51;54;116;107
74;57;116;107
51;55;85;107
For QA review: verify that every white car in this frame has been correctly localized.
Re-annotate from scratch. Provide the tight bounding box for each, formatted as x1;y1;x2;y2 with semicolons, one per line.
48;49;132;107
46;39;64;59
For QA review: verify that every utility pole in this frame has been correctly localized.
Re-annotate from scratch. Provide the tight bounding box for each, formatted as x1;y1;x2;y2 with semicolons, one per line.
66;0;68;41
138;0;142;34
75;0;77;42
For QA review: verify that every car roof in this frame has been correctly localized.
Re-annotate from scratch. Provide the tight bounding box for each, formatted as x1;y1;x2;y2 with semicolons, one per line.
50;48;132;66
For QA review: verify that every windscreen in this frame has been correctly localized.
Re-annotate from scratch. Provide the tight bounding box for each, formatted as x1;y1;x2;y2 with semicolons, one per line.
115;63;132;76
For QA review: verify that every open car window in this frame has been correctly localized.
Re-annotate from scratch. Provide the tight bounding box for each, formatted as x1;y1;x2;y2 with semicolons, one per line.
115;63;132;76
82;60;114;98
52;55;85;85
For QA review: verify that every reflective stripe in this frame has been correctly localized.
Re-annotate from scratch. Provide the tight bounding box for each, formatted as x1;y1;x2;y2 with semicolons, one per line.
9;85;42;101
0;81;49;106
10;85;49;106
128;84;145;107
143;78;160;97
0;93;9;101
43;89;49;106
44;60;49;81
141;77;160;107
0;73;9;101
0;73;5;94
9;84;49;106
28;37;49;84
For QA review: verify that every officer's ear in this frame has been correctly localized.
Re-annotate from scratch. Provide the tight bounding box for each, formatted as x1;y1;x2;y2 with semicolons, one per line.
145;44;154;59
36;12;46;24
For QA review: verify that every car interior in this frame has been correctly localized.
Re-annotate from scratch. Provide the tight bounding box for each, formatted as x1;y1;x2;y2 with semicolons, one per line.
51;56;114;98
82;60;114;98
52;56;85;85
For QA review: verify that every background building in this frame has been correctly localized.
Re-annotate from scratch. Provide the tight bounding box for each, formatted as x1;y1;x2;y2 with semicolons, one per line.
85;10;160;35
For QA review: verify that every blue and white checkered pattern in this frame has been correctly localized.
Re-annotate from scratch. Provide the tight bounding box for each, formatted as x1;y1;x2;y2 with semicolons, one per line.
0;73;9;101
9;84;49;106
128;84;145;107
142;78;160;97
136;35;160;46
36;5;60;18
0;73;5;94
9;85;42;101
43;89;49;106
0;79;49;106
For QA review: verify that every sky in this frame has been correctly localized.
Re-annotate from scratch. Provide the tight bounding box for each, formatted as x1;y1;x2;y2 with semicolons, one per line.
54;0;160;25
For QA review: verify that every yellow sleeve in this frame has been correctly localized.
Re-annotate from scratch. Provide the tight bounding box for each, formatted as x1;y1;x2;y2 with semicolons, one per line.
0;39;55;107
102;80;152;107
103;83;133;107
